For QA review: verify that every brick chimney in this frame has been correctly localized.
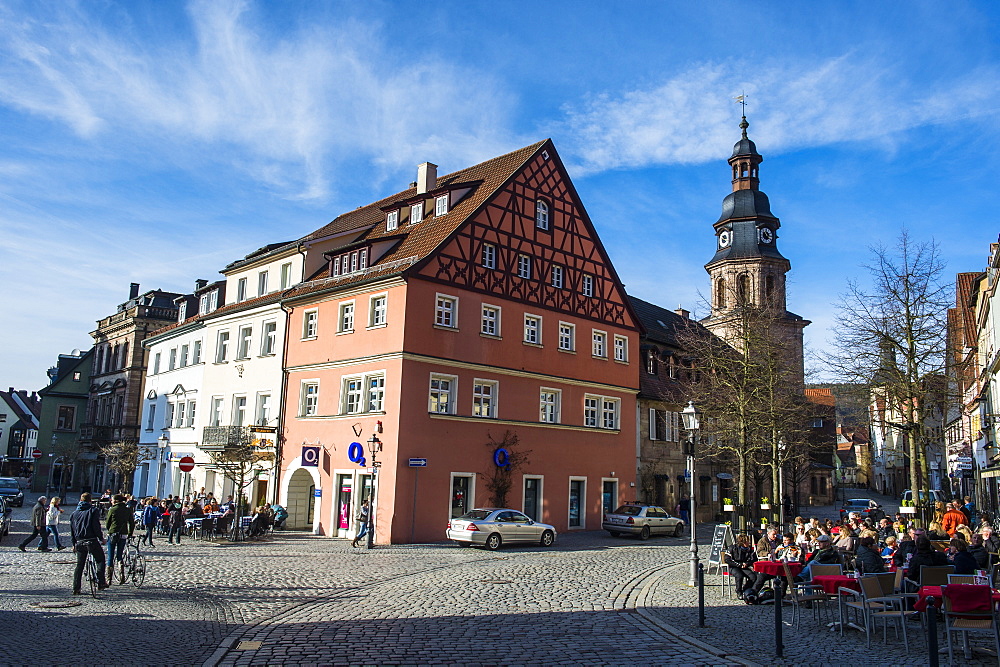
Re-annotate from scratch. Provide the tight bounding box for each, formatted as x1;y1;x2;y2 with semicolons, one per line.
416;162;437;194
129;282;140;299
674;306;690;319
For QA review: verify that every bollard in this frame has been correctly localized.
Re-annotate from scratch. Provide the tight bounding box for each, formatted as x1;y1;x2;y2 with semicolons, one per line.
773;576;784;658
698;562;706;627
926;597;939;667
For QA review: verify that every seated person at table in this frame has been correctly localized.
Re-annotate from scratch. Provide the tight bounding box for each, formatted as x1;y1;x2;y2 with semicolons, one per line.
204;500;219;513
221;496;236;515
725;534;758;596
881;536;897;559
893;527;925;568
968;534;991;570
187;501;205;518
755;526;780;559
834;525;858;554
980;524;1000;556
906;537;949;588
271;504;288;529
948;537;978;575
854;536;886;574
798;534;843;581
926;521;950;541
774;534;801;562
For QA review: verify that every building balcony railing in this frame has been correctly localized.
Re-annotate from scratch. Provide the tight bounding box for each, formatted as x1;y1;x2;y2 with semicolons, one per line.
201;425;276;452
80;423;140;443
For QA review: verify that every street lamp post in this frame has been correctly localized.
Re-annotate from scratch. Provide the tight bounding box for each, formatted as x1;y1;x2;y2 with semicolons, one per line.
156;434;168;498
681;401;701;588
366;434;382;550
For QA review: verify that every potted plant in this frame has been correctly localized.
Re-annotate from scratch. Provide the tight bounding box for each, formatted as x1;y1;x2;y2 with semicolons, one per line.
759;497;771;510
899;500;917;514
723;498;735;512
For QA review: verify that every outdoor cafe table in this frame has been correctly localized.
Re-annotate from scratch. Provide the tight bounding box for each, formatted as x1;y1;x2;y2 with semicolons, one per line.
913;585;1000;612
812;574;862;596
753;560;803;578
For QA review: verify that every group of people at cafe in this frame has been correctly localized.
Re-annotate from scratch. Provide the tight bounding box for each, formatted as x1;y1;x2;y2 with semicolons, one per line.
726;496;995;603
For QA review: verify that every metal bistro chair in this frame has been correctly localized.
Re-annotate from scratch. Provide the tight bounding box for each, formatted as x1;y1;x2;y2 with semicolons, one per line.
947;574;978;585
199;517;215;540
809;563;844;578
904;565;955;592
868;588;919;652
718;553;735;598
839;574;892;647
781;561;832;628
942;584;1000;662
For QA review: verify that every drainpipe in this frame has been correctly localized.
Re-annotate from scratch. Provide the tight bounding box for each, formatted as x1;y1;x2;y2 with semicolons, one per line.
275;296;294;506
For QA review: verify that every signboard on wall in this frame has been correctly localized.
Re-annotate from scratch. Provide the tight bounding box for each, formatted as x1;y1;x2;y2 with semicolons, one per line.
301;446;320;467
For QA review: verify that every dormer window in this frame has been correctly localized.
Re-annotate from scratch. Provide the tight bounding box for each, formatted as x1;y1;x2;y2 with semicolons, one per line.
333;257;341;276
359;249;368;270
536;200;549;230
410;203;423;224
199;294;209;315
178;302;187;322
209;289;218;311
435;195;448;216
386;210;399;231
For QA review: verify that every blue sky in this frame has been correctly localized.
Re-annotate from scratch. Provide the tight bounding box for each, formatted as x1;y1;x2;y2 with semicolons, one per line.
1;1;997;391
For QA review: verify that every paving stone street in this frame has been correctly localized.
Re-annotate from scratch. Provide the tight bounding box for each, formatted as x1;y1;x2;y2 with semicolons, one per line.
1;490;995;666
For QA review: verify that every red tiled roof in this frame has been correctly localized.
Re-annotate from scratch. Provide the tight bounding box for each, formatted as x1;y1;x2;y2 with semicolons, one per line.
805;386;835;406
148;292;285;339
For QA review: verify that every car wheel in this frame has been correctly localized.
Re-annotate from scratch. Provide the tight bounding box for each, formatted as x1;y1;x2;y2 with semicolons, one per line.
539;530;554;547
485;533;502;550
673;524;684;537
608;531;620;537
638;526;651;540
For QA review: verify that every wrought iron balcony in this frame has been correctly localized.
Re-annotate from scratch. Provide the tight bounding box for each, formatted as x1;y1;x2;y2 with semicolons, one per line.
80;423;140;443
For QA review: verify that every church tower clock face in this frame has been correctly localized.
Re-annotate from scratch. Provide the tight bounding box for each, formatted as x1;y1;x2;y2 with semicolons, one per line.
719;229;732;248
759;227;774;244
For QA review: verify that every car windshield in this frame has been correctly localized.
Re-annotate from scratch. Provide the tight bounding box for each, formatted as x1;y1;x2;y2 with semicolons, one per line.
460;510;493;520
611;505;644;516
0;484;17;491
846;500;869;506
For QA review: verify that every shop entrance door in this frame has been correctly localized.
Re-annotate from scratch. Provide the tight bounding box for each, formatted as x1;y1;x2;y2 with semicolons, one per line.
523;477;541;521
451;474;473;518
336;474;352;537
602;480;618;515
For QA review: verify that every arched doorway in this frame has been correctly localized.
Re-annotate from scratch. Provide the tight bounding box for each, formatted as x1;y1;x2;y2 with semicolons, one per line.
286;468;315;530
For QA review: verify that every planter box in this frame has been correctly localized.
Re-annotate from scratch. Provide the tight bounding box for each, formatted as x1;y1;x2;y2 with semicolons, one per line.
723;505;735;512
899;506;917;514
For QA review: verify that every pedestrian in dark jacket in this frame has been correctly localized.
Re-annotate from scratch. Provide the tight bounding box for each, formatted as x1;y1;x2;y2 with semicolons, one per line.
19;496;51;551
855;537;886;574
70;493;107;593
141;498;159;546
168;501;184;544
105;495;134;584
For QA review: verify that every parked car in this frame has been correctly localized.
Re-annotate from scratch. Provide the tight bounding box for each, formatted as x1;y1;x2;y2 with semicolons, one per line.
603;503;684;540
0;478;24;507
0;496;11;539
447;508;557;550
839;498;886;522
900;489;947;506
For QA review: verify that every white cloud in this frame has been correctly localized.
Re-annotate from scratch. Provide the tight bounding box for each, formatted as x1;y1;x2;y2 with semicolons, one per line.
557;55;1000;174
0;1;518;201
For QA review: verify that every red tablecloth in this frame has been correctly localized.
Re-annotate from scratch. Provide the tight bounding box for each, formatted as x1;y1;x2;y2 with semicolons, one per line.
913;585;1000;613
753;561;803;577
812;574;861;595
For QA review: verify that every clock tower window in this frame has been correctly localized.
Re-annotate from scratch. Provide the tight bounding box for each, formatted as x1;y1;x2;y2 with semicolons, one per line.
716;278;726;309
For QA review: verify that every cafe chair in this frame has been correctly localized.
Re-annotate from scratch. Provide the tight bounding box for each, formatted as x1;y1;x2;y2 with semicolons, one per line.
718;554;735;598
869;591;919;652
809;564;844;578
947;574;978;585
839;574;893;647
904;565;954;592
781;561;831;628
942;584;1000;662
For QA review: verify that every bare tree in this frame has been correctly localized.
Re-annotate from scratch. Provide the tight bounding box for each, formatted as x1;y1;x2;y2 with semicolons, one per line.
827;231;952;523
99;440;141;494
483;430;531;508
49;437;84;497
208;446;274;538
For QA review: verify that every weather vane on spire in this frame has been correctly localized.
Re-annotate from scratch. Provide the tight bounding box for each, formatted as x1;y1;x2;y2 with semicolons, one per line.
733;92;748;117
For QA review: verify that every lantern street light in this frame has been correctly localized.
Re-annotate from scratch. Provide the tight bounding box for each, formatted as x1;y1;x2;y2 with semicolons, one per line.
681;401;701;587
366;434;382;549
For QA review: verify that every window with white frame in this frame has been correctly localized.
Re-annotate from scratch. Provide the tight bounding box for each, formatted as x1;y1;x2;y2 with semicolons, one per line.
232;396;247;425
613;335;627;362
178;301;187;322
435;295;457;328
180;344;189;367
303;310;318;339
168;348;177;371
370;295;387;327
192;340;202;364
237;277;247;302
536;199;549;230
482;243;496;269
473;380;497;418
410;202;423;224
584;394;619;429
342;377;364;414
332;256;341;276
186;400;196;427
211;397;223;427
216;331;230;362
300;382;318;416
601;397;620;429
258;271;268;296
584;396;599;427
237;326;253;359
256;393;271;426
261;321;277;355
517;254;532;279
199;294;210;315
592;330;607;358
367;375;385;412
153;352;161;374
350;252;358;273
280;262;292;289
558;322;575;351
339;301;355;333
551;265;564;289
359;249;367;269
481;305;500;337
582;273;594;297
176;401;187;428
386;210;399;231
540;389;560;423
429;374;456;414
164;402;174;428
435;194;448;216
145;404;156;431
524;314;541;345
209;289;218;311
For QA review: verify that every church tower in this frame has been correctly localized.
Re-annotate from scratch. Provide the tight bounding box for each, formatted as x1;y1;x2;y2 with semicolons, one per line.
701;116;809;386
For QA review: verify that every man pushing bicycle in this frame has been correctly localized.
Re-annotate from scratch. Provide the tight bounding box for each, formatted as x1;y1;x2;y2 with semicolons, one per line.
70;492;108;595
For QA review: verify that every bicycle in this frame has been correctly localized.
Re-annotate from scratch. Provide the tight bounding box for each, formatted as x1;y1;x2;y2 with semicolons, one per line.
119;536;146;588
82;544;101;598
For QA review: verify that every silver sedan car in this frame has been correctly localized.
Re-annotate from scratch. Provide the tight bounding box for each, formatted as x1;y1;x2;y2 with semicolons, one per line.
602;503;684;539
447;508;557;550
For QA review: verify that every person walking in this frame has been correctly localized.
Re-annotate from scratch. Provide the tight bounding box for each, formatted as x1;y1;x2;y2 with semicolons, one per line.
167;499;184;544
105;494;134;584
46;496;67;551
19;496;52;552
141;497;159;546
352;499;370;547
70;492;107;594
